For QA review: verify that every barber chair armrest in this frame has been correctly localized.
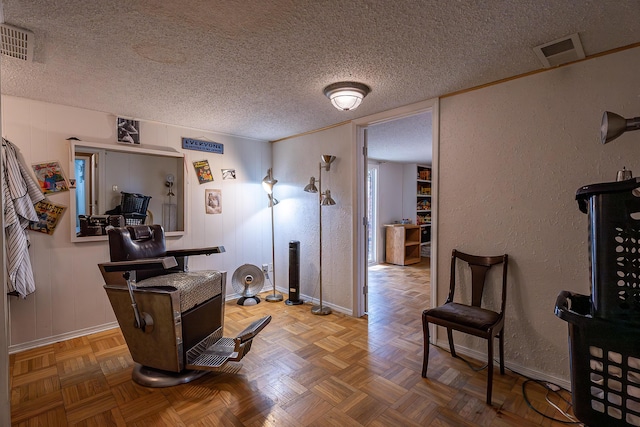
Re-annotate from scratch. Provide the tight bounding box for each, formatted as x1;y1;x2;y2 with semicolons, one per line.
100;257;179;273
166;246;225;258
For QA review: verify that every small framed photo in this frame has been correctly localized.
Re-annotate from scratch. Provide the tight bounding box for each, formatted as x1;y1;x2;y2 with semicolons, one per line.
32;161;69;195
222;169;236;180
117;118;140;144
205;189;222;214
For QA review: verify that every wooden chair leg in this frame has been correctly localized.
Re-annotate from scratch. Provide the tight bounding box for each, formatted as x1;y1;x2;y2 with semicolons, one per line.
421;312;430;377
447;328;456;358
486;336;494;405
499;330;505;375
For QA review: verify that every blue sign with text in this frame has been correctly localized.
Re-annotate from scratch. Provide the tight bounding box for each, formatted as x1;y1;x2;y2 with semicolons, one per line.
181;138;224;154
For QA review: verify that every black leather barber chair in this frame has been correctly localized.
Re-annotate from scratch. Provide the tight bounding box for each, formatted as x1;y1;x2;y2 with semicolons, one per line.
98;224;271;387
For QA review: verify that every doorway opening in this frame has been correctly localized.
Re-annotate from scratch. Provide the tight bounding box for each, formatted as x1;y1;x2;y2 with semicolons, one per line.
354;98;439;318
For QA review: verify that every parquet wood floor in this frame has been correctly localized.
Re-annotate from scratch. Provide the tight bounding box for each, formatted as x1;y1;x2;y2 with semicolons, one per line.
10;259;580;426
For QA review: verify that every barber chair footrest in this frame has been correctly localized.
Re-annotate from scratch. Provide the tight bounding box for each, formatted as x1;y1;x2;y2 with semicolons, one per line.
187;337;237;369
186;315;272;370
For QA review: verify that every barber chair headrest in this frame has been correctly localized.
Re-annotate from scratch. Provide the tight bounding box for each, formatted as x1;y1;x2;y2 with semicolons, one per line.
129;225;153;241
108;224;167;262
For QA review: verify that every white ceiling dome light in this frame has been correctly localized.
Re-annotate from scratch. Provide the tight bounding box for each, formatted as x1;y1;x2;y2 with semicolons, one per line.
323;82;371;111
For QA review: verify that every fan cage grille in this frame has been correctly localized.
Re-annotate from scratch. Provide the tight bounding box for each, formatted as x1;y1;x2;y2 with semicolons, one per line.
231;264;265;297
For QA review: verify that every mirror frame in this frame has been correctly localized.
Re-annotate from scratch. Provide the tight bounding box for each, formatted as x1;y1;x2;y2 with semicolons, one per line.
68;140;186;242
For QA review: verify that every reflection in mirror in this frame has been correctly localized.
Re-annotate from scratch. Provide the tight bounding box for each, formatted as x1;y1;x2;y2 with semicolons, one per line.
74;151;98;232
69;141;185;242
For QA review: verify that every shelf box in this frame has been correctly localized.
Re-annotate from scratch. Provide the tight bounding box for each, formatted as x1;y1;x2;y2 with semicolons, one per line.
385;224;421;265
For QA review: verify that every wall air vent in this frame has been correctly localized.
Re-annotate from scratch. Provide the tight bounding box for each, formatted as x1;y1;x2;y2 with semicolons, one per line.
533;33;585;68
0;23;34;61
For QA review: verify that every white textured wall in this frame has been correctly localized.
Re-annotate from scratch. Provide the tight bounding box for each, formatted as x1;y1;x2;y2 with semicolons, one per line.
3;96;272;349
437;47;640;381
272;124;354;313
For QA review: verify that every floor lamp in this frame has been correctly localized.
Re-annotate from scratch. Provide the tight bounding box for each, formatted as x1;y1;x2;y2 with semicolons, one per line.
262;168;283;302
304;155;336;315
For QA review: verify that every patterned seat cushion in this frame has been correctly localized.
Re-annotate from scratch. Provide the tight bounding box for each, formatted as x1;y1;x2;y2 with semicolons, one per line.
136;271;222;312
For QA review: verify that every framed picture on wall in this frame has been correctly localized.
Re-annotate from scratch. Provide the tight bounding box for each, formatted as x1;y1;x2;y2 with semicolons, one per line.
117;118;140;144
32;161;69;195
28;200;66;235
222;169;236;180
193;160;213;184
205;189;222;214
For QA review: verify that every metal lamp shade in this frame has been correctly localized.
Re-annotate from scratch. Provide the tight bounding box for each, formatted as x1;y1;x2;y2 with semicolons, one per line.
262;168;277;194
321;190;336;206
304;177;318;193
321;155;336;171
601;111;640;144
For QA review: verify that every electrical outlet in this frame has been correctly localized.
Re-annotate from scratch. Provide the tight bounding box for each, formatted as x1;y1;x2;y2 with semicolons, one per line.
262;264;269;273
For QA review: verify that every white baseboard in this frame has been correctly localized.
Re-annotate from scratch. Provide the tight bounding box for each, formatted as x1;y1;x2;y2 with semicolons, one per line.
296;293;350;315
9;322;119;355
8;289;351;355
435;338;571;390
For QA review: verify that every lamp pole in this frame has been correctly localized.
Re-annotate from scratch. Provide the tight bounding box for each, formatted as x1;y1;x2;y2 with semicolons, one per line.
264;168;283;302
313;162;329;314
312;158;334;315
265;192;282;301
304;156;335;315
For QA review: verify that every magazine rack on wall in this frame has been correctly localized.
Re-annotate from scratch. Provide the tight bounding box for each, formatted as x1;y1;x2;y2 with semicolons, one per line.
68;140;186;242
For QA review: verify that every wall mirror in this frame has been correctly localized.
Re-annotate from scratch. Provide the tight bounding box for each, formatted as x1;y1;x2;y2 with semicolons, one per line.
69;140;185;242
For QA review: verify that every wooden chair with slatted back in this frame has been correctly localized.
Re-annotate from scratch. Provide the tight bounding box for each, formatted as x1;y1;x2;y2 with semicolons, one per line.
422;249;509;405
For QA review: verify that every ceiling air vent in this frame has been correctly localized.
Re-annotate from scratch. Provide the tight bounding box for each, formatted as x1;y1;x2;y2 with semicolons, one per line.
533;33;585;68
0;23;34;61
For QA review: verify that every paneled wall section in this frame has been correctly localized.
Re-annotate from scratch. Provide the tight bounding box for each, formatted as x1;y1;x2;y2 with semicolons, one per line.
2;96;272;349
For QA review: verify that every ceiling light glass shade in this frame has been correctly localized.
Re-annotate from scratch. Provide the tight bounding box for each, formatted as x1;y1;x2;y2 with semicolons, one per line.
321;190;336;205
323;82;371;111
262;168;277;194
304;177;318;193
601;111;640;144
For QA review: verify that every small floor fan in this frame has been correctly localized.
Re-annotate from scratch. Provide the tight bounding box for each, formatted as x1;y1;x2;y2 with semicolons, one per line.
232;264;265;306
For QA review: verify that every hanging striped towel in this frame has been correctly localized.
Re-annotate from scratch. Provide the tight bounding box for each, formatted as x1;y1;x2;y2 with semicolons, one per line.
2;138;45;298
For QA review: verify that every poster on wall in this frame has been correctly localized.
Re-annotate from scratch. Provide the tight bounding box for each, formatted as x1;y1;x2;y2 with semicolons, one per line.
28;200;67;235
117;118;140;144
193;160;214;184
31;161;69;195
221;169;236;180
205;189;221;214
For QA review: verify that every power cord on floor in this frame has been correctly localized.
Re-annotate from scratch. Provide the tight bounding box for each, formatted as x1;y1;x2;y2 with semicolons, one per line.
521;379;580;424
427;340;583;425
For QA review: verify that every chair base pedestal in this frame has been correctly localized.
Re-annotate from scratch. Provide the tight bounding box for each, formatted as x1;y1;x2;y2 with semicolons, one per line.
131;363;209;388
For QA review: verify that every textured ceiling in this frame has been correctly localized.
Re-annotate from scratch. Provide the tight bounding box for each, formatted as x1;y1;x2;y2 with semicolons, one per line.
1;1;640;162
